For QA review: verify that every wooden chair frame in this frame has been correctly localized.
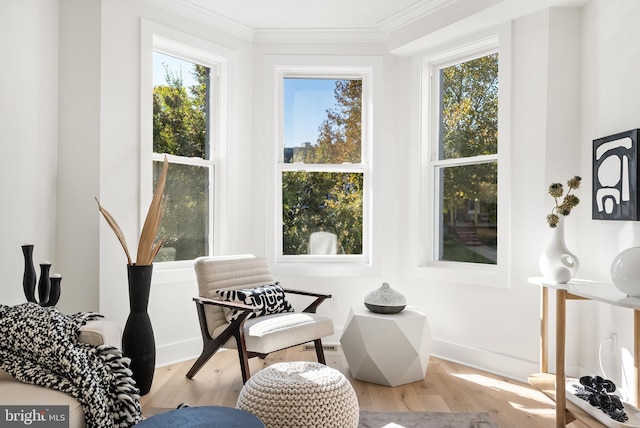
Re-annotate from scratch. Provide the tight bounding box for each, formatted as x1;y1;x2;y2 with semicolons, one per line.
186;288;331;383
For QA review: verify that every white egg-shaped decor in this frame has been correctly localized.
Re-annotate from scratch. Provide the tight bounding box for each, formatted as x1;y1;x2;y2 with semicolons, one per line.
611;247;640;297
364;282;407;314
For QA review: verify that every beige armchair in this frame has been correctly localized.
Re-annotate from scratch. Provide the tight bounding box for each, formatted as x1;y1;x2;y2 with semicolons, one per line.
186;254;334;383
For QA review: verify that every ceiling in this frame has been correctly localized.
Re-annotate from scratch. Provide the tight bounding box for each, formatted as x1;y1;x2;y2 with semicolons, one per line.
184;0;429;30
143;0;473;39
143;0;589;50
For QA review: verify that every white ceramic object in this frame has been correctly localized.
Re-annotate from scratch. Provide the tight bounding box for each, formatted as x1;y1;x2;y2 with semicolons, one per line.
364;282;407;314
611;246;640;297
340;306;431;386
539;219;580;284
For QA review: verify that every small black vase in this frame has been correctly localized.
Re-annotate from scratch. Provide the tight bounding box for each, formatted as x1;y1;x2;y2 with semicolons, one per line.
22;245;36;303
122;264;156;395
37;263;52;305
43;275;62;307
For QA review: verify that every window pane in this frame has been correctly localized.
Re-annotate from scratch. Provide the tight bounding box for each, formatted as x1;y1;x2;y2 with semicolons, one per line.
439;53;498;160
153;51;209;160
283;78;361;164
282;171;363;255
438;162;497;264
154;160;210;262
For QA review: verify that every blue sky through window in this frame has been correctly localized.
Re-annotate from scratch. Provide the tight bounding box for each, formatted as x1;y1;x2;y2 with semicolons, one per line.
153;51;198;88
283;78;338;149
153;55;339;151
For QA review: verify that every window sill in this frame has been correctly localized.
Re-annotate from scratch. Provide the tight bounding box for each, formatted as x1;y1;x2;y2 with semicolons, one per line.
271;260;380;278
413;260;509;289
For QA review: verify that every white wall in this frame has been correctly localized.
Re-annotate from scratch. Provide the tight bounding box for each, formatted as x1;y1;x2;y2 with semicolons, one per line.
1;0;59;306
57;0;102;314
577;0;640;403
6;0;640;386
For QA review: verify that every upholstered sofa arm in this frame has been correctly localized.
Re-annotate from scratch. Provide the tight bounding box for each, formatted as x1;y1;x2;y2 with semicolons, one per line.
78;319;123;349
0;318;124;428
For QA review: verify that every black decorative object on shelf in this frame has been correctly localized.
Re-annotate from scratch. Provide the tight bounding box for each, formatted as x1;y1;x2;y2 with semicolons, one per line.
21;244;62;307
573;375;628;423
45;275;62;307
122;264;156;396
22;245;36;303
37;263;51;305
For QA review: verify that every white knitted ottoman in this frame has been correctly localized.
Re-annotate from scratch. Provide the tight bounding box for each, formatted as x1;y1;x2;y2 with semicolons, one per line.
237;361;359;428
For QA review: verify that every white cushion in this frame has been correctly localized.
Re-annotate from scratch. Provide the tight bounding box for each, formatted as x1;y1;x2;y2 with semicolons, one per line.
213;312;334;355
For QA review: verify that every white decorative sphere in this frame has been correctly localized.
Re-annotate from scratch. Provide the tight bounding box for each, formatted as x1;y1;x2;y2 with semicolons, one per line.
552;266;572;284
610;247;640;297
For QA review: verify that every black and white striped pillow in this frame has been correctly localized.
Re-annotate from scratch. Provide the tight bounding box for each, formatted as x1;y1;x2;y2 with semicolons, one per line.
216;282;294;322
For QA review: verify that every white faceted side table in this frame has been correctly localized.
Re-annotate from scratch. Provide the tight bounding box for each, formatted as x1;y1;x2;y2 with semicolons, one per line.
340;306;432;387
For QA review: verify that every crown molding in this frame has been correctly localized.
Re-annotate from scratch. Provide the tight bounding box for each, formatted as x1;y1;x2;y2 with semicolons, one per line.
253;28;387;44
378;0;460;33
140;0;255;41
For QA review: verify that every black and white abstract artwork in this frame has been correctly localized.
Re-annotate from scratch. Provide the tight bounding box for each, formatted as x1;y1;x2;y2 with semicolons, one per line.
592;129;640;220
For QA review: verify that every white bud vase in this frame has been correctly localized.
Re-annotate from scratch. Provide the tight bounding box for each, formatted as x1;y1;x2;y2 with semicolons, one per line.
539;219;579;283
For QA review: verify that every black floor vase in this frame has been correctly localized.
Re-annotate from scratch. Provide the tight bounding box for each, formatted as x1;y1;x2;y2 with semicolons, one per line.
122;264;156;395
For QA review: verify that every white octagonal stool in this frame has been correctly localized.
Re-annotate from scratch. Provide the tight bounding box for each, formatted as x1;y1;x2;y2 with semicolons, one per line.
340;305;432;387
237;361;359;428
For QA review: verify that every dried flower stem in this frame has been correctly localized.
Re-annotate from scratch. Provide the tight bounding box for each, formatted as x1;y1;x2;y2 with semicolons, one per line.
137;157;169;265
96;155;168;265
95;198;133;265
546;175;581;227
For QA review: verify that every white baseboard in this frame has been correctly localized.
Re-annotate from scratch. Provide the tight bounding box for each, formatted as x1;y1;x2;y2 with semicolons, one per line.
155;337;202;368
431;338;540;383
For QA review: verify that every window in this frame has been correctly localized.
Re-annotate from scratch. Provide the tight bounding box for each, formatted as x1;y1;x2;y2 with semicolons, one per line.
148;38;225;264
433;52;498;265
420;33;510;287
266;57;378;271
281;78;365;258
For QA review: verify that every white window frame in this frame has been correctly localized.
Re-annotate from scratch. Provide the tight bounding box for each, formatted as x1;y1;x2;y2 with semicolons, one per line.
416;27;511;289
140;21;230;280
265;55;382;277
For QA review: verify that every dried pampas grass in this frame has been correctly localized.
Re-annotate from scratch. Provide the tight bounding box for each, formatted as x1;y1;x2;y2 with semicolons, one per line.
96;155;168;266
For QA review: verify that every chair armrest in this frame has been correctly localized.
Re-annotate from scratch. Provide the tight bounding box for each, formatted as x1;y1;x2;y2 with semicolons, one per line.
193;296;257;313
282;288;332;313
282;288;332;299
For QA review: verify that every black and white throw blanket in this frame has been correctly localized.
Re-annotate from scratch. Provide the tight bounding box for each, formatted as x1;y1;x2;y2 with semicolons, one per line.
0;303;143;427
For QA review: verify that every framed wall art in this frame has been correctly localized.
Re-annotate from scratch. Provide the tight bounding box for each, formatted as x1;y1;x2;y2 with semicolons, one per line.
592;129;640;220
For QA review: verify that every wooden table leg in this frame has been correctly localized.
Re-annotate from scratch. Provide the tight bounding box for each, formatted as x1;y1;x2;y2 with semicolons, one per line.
635;310;640;408
541;287;548;373
556;289;567;428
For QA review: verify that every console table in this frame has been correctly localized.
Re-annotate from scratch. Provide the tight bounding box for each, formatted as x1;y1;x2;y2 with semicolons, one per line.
528;277;640;427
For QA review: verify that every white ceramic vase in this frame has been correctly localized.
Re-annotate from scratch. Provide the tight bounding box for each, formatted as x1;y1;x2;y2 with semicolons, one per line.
610;247;640;297
364;282;407;314
539;219;580;284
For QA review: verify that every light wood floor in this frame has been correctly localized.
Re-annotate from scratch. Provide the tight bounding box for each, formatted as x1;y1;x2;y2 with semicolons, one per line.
140;345;603;428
